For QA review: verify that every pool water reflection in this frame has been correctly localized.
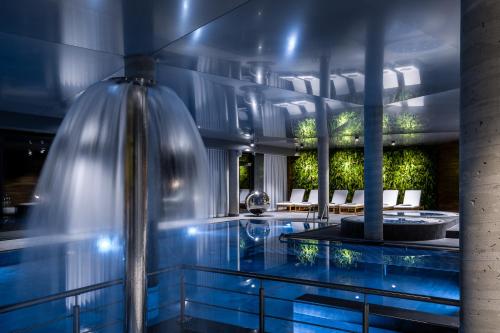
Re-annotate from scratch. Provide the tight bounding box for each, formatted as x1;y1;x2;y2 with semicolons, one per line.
0;220;459;332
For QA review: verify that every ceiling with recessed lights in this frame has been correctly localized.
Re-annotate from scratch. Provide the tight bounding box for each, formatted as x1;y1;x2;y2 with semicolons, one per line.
0;0;460;153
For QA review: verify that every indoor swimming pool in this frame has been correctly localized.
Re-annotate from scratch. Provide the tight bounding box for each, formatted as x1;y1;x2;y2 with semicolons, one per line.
0;220;459;332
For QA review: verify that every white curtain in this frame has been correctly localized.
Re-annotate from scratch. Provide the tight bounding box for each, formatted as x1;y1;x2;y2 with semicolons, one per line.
264;154;287;210
193;75;231;131
207;148;228;217
262;103;286;138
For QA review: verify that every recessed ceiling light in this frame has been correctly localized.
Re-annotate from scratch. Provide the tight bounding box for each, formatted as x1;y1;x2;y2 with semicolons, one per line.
290;100;309;106
391;141;396;146
297;75;318;81
394;65;421;86
383;69;399;89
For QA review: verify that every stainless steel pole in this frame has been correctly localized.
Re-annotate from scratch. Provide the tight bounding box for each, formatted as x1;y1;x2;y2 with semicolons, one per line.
72;295;80;333
124;82;149;333
259;284;265;333
363;297;369;333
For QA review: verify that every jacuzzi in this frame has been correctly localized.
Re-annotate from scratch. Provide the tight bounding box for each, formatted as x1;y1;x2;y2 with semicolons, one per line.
340;210;459;241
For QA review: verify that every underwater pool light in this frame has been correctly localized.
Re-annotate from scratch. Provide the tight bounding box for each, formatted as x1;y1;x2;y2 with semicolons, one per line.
96;237;119;253
187;227;198;236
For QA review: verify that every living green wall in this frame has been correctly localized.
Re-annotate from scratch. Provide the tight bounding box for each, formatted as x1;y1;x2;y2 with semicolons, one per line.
291;147;436;208
239;153;252;189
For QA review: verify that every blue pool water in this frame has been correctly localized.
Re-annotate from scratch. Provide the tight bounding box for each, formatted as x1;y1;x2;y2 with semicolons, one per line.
0;220;459;332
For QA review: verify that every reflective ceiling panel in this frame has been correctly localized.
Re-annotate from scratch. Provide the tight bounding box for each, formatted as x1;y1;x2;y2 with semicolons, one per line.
0;0;248;56
0;0;459;151
156;0;459;104
156;64;458;153
0;32;123;117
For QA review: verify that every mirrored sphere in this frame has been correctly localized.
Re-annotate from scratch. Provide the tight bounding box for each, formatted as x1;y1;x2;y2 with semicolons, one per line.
245;190;270;216
245;220;271;241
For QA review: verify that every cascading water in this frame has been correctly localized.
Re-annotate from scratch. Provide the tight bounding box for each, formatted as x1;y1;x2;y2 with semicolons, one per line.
13;79;208;332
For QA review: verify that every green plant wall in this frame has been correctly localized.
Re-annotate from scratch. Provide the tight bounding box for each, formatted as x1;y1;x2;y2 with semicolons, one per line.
239;165;250;189
292;151;318;197
291;147;436;208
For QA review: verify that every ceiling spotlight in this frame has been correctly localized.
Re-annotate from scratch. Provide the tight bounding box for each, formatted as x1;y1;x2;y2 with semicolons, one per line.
355;136;359;143
250;141;255;147
286;32;297;55
243;133;252;138
300;143;304;149
391;140;396;146
40;148;46;154
197;125;201;129
244;148;251;152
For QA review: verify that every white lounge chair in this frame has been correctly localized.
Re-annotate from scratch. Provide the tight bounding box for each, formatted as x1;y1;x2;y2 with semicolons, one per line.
394;190;422;210
383;190;399;210
328;190;348;213
339;190;365;214
295;189;319;210
276;189;306;211
240;189;250;207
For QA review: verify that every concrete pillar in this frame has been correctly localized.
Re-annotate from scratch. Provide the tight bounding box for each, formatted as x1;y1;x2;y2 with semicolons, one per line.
461;1;500;331
228;150;241;216
363;13;385;241
315;55;331;219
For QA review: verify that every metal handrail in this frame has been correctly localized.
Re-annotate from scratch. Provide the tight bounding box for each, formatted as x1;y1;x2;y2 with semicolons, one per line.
0;263;460;314
0;263;460;333
0;278;123;314
182;264;460;307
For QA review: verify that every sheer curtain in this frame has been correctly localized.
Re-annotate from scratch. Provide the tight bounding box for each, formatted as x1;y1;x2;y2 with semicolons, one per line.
262;103;286;137
264;154;287;210
207;148;229;217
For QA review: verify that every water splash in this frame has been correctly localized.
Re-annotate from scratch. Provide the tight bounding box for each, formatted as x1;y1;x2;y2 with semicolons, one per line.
18;80;208;313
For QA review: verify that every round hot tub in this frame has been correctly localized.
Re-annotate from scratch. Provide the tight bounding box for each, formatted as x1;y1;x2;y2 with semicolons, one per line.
340;210;459;241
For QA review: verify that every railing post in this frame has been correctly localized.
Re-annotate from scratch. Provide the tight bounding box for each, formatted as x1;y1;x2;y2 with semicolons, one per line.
72;296;80;333
259;282;265;333
362;295;369;333
179;272;186;324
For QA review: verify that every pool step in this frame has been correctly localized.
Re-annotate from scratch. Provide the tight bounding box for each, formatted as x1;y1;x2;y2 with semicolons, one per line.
295;293;458;333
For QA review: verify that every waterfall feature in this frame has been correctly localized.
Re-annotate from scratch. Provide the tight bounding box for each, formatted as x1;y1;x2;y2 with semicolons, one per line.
20;78;208;332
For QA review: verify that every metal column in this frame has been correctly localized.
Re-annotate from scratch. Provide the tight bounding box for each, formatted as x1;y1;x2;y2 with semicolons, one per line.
363;13;385;241
124;82;149;333
228;150;241;216
316;55;331;219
